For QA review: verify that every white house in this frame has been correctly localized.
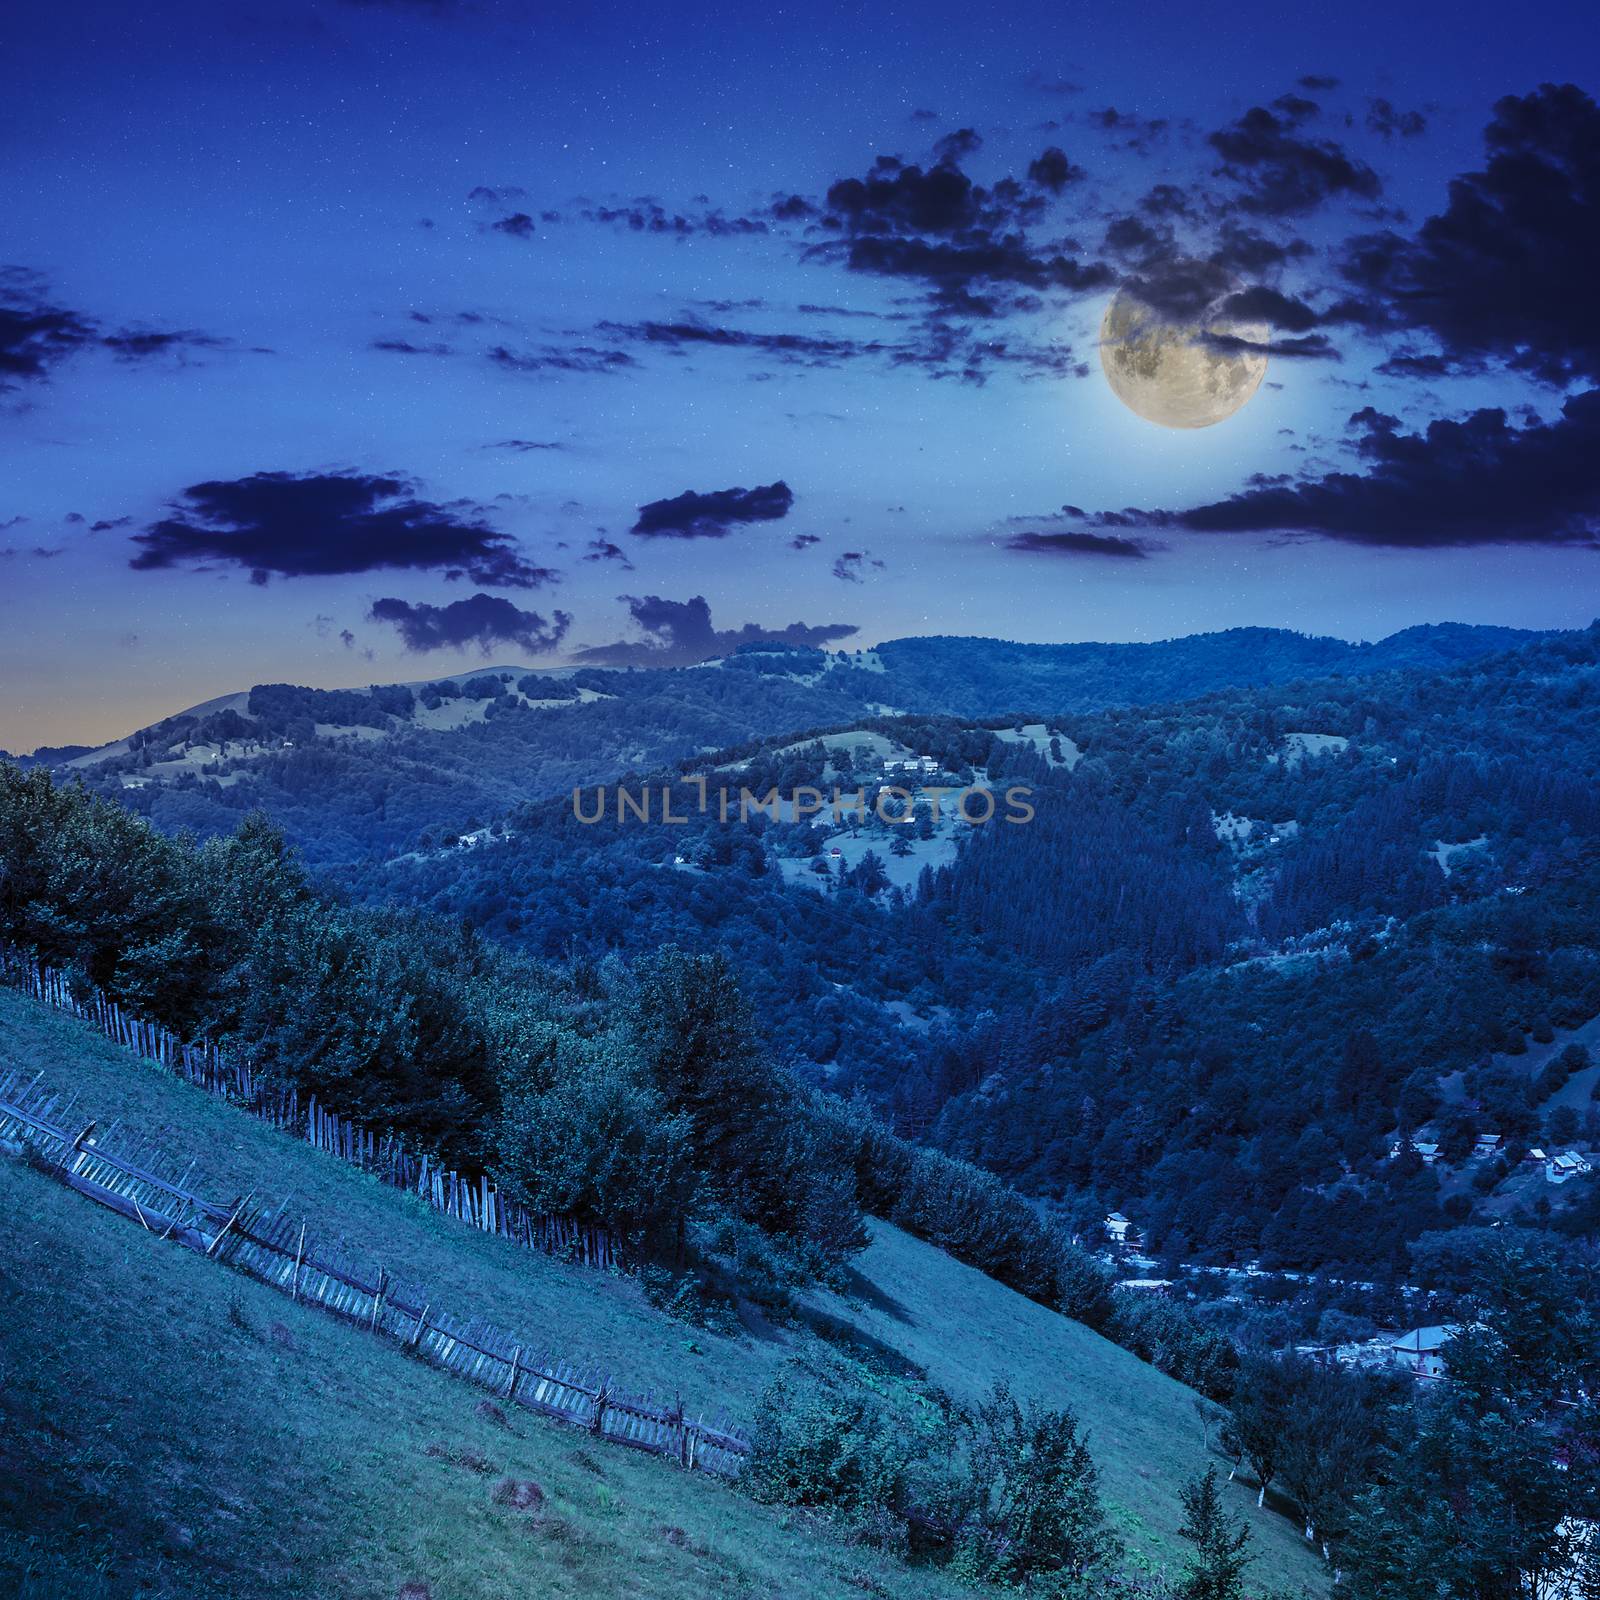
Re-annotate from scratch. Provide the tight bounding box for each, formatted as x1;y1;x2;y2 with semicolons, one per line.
1547;1151;1593;1185
1389;1139;1441;1164
1389;1324;1457;1381
1105;1212;1134;1247
1475;1132;1504;1159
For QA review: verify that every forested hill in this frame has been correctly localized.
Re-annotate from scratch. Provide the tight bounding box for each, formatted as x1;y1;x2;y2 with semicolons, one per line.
344;622;1600;1280
870;622;1547;719
35;621;1549;864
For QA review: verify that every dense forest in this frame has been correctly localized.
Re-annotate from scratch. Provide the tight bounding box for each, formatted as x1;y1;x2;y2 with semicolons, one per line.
305;624;1600;1280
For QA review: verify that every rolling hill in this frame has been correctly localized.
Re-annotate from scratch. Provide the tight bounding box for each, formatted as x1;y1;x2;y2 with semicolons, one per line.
0;984;1326;1596
21;623;1551;866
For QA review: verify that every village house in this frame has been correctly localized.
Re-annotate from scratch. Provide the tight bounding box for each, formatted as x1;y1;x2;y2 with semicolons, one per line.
1104;1212;1134;1247
1388;1138;1441;1164
1475;1132;1504;1159
1547;1151;1593;1185
1389;1324;1457;1381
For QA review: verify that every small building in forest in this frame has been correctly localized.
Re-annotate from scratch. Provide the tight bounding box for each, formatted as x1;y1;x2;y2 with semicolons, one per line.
1389;1324;1456;1381
1104;1212;1138;1249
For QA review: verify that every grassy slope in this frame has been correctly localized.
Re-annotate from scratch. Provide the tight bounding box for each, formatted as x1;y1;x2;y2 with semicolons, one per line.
0;989;1325;1595
0;1156;960;1600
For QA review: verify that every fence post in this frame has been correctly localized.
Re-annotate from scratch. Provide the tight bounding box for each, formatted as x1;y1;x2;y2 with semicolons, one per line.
205;1192;253;1258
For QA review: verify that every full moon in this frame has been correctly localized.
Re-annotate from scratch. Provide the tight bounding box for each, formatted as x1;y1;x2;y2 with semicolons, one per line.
1099;269;1268;429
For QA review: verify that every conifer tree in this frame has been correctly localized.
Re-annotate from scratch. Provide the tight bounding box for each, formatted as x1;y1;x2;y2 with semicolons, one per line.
1177;1467;1252;1600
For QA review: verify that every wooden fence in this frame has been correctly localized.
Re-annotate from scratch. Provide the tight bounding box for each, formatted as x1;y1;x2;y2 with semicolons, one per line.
0;946;620;1270
0;1069;751;1478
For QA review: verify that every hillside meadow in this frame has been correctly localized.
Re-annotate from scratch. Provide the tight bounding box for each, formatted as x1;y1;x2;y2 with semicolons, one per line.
0;987;1325;1594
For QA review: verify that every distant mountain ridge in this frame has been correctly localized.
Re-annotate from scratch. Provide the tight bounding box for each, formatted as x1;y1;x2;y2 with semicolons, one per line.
870;622;1551;718
11;621;1566;864
24;622;1553;764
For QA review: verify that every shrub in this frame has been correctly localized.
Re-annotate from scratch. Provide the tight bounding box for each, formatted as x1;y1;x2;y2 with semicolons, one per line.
953;1384;1117;1590
746;1380;916;1548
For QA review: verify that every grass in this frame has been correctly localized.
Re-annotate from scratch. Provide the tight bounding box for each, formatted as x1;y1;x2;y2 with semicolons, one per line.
0;987;1328;1595
0;1155;962;1600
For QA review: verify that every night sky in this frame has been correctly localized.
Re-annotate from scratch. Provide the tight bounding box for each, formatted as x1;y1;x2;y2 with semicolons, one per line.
4;0;1599;750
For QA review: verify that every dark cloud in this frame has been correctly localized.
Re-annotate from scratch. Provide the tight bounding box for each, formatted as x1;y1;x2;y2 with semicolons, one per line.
1114;392;1600;548
131;470;557;587
490;212;538;239
1026;146;1085;192
1366;97;1428;139
368;593;572;654
606;305;1071;383
102;329;227;361
578;200;770;238
823;152;1024;237
1372;351;1472;380
631;480;794;539
1203;331;1341;361
817;233;1111;305
1;271;229;390
790;533;821;550
1004;530;1156;559
487;344;636;376
811;142;1110;312
1297;75;1341;92
583;537;633;568
1216;285;1325;331
831;550;885;582
933;128;984;165
0;289;93;385
599;317;882;368
372;337;453;355
1087;107;1171;153
1103;215;1170;261
795;302;913;322
1209;102;1381;215
571;594;857;668
1139;183;1201;221
1112;257;1238;323
480;438;565;452
1342;84;1600;385
1106;261;1371;364
1208;221;1314;275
